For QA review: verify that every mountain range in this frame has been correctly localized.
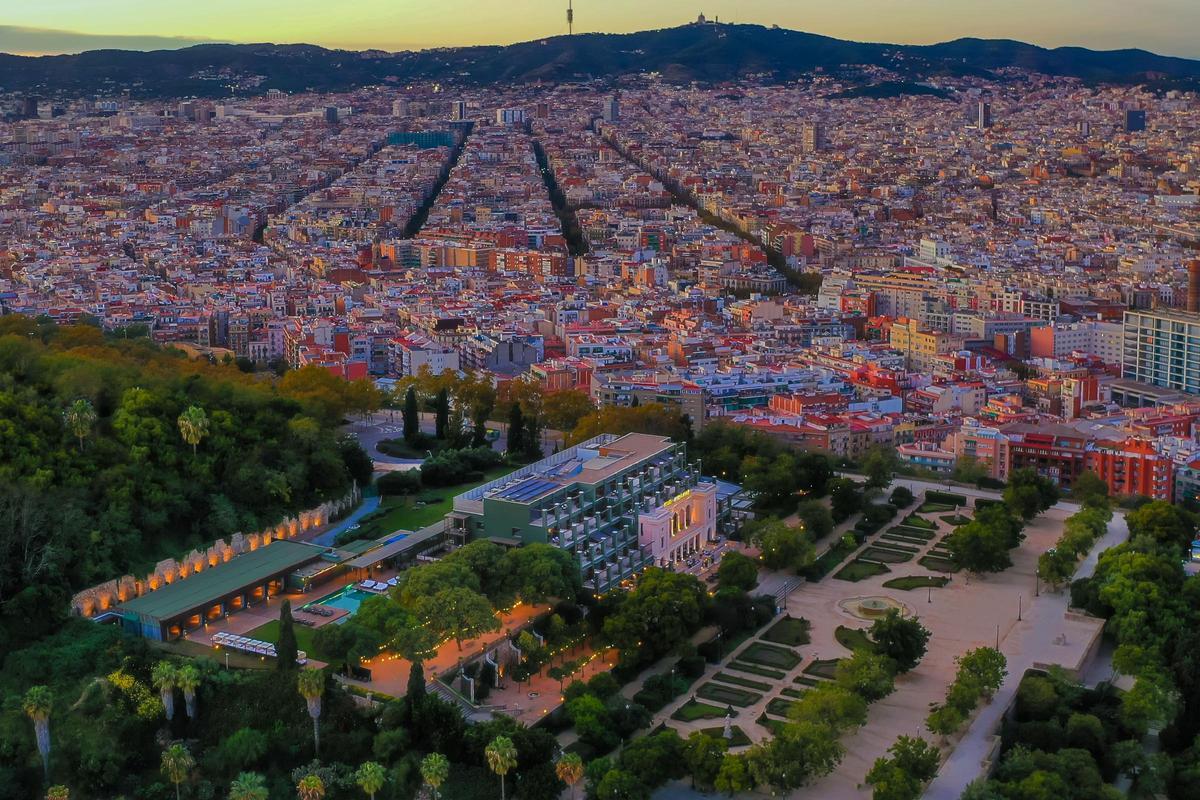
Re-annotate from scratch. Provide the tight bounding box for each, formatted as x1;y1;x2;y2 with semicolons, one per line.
3;23;1199;97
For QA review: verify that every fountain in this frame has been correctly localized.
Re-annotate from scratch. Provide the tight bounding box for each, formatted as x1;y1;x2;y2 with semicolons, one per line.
838;595;908;620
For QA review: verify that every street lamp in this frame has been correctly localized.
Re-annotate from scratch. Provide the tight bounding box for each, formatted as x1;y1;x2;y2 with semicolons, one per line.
1018;594;1023;622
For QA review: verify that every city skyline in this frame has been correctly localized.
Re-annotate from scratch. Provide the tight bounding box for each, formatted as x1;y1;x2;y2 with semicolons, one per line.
3;0;1200;59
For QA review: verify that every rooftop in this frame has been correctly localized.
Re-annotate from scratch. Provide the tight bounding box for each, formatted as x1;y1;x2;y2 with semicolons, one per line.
118;540;324;622
454;432;678;511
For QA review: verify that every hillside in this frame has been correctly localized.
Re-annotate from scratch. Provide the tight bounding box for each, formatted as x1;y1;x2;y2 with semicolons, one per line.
3;24;1200;96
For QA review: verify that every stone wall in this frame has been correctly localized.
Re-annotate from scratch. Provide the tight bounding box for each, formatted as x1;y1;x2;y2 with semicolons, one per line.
70;484;361;618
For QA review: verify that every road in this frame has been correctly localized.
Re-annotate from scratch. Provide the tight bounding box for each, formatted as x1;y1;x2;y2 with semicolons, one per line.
922;508;1128;799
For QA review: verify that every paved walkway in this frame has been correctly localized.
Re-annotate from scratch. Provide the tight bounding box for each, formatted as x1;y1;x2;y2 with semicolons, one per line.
309;494;382;547
343;602;546;699
921;509;1128;799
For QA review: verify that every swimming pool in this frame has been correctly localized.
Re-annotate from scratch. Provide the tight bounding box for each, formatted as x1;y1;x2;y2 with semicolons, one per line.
303;585;374;615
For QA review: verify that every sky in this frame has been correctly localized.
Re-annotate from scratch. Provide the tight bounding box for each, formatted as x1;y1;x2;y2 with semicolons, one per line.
2;0;1198;59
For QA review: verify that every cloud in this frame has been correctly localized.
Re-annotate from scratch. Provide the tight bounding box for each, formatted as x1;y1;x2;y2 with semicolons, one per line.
0;25;221;56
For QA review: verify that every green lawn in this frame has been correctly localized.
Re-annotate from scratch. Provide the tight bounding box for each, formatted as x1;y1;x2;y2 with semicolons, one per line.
712;672;773;692
918;555;960;573
835;626;877;653
766;698;797;718
793;676;822;687
917;502;956;513
738;642;802;670
698;725;752;747
943;514;973;526
757;714;787;735
803;659;842;679
245;619;333;664
780;688;806;699
834;559;891;582
859;546;915;564
880;534;931;548
367;465;514;535
762;617;811;646
883;575;950;591
806;538;860;580
902;515;936;529
697;682;762;708
671;700;729;722
727;661;787;680
890;525;936;539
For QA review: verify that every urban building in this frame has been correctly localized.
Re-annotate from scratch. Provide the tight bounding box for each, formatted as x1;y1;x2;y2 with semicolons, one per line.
1122;309;1200;396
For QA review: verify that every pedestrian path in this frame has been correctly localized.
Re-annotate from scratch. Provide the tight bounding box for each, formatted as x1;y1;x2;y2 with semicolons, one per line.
921;511;1127;799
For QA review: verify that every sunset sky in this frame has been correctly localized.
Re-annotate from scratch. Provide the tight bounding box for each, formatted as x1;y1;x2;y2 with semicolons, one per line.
2;0;1198;58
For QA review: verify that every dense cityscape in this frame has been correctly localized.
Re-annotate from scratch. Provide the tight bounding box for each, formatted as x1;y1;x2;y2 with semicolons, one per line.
3;10;1200;800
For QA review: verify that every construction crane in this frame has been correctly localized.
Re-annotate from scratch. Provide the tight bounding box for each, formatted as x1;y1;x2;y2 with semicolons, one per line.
567;0;574;35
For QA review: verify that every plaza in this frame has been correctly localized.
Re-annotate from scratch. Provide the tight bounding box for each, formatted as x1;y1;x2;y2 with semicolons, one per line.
645;480;1117;799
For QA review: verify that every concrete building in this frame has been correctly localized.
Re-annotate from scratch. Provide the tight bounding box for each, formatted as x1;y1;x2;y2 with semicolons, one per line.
1122;309;1200;396
115;540;324;641
1088;437;1174;502
449;433;728;593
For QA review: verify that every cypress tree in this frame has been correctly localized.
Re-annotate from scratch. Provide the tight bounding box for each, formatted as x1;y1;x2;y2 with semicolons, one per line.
407;659;427;705
403;387;420;443
507;403;525;455
435;387;450;440
276;600;298;671
523;410;543;460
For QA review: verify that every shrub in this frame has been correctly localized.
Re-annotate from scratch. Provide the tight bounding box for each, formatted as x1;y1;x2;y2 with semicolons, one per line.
889;486;915;508
377;470;422;496
925;490;967;507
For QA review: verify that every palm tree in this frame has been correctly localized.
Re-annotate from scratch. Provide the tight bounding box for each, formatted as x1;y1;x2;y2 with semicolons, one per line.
63;398;97;451
420;753;450;800
296;773;326;800
556;753;584;800
45;786;69;800
152;661;178;721
23;685;52;783
176;664;200;721
161;743;195;800
177;405;210;456
229;772;269;800
485;736;518;800
297;668;325;757
356;761;386;800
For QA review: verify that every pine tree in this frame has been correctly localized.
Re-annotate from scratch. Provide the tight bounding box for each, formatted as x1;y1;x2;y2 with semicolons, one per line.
403;387;420;443
276;600;298;671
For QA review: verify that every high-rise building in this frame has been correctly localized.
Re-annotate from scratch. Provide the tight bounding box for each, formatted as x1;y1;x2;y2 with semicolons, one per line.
451;100;467;121
1078;120;1091;137
976;101;993;130
800;121;826;153
1125;109;1147;132
495;107;527;125
602;96;620;123
21;95;40;120
391;98;410;118
1122;308;1200;395
324;106;339;124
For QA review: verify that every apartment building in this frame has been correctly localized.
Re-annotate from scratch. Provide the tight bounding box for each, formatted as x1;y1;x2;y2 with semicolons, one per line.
1122;309;1200;395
